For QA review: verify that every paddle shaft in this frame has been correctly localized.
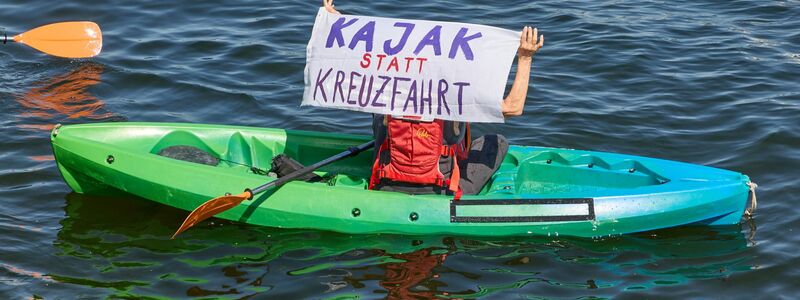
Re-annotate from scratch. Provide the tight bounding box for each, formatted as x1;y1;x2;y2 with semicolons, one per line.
248;140;374;196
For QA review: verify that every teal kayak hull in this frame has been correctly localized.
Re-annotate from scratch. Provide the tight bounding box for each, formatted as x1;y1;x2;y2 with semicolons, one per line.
50;122;753;237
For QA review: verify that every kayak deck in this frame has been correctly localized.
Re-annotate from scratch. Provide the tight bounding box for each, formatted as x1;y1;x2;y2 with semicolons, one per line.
51;122;752;237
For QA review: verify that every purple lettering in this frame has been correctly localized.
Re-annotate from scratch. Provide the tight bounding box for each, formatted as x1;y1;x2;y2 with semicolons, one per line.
333;71;345;102
348;21;375;52
420;79;433;114
346;71;361;104
326;18;359;48
314;68;333;102
403;80;418;113
391;77;411;111
449;28;482;60
437;79;450;115
414;25;442;56
371;75;391;107
383;22;415;55
358;75;371;107
453;82;470;115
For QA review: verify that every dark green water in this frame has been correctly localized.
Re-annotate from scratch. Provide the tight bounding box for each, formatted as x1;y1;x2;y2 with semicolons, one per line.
1;0;798;298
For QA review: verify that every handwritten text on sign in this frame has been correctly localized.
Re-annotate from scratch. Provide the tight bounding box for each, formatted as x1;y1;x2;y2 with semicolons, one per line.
302;8;519;123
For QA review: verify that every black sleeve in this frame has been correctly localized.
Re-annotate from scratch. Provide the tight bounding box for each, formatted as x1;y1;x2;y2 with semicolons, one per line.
372;114;387;146
443;121;466;145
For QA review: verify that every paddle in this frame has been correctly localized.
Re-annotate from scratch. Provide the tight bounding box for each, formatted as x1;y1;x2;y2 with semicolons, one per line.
171;140;375;239
3;21;102;58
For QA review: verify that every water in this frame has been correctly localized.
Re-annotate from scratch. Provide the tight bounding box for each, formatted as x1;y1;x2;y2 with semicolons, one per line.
1;0;798;298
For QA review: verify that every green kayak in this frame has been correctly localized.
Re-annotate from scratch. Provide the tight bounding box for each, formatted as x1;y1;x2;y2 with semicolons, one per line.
50;122;754;237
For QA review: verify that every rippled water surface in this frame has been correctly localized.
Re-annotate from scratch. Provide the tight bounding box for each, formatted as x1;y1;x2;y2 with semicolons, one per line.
1;0;798;298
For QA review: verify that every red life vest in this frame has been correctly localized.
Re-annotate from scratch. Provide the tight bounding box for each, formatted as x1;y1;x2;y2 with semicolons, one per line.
369;116;469;199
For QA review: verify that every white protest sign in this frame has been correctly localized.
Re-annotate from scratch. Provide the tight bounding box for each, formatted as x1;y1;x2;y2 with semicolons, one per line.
302;8;519;123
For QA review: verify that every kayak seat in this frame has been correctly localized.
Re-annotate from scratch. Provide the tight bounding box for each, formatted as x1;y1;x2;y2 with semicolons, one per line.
157;145;219;166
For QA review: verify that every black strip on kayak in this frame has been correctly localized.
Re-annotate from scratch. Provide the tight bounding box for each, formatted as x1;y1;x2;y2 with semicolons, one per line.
450;198;596;223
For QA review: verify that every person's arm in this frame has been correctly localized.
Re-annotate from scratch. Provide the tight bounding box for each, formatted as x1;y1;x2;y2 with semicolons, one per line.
502;26;544;117
324;0;341;15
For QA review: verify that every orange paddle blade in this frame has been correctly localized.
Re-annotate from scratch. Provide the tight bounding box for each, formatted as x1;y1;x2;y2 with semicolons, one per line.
13;21;102;58
171;191;252;239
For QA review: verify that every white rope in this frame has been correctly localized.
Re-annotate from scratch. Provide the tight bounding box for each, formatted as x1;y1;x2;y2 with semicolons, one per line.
744;181;758;218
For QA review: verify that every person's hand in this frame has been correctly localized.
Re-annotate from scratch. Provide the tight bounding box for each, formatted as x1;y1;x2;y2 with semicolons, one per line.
323;0;341;15
517;26;543;60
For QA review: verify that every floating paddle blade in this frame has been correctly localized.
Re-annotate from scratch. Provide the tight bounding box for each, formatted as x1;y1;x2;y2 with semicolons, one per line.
171;191;251;239
13;21;102;58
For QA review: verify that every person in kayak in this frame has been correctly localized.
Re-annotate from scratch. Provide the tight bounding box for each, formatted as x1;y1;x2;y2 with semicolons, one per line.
324;0;544;197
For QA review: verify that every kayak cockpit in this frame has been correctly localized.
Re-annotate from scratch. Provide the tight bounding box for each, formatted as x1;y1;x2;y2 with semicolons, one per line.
145;128;672;197
146;127;375;187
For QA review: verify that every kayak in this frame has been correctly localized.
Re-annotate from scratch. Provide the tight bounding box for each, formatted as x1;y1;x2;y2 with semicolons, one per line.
50;122;754;237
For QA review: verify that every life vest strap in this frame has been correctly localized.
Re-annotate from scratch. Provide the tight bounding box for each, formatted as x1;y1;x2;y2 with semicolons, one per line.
368;139;390;190
441;145;451;156
448;154;462;200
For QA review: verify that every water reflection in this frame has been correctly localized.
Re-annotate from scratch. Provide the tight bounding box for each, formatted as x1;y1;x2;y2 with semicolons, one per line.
377;248;449;299
15;63;113;131
51;192;754;298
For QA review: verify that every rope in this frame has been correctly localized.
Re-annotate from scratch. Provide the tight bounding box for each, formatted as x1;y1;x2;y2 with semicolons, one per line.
744;181;758;218
217;157;270;175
